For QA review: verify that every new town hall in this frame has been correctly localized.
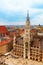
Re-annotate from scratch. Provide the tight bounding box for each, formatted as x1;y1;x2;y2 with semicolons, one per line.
13;12;43;62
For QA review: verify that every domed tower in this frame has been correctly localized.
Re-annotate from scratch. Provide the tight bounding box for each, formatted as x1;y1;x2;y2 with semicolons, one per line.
24;11;30;59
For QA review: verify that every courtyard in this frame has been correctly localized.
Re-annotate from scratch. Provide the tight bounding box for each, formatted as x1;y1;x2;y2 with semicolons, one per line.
0;53;43;65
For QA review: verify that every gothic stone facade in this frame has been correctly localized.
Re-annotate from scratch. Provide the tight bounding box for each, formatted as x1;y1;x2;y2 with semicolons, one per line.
13;12;43;62
30;35;43;62
13;12;30;59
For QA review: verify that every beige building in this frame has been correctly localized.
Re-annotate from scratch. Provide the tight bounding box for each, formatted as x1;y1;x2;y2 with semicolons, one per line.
0;37;13;55
30;33;43;62
13;11;43;63
13;36;24;57
23;12;30;59
13;12;30;59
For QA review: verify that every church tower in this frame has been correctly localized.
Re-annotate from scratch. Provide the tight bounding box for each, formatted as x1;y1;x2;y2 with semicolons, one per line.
24;11;30;59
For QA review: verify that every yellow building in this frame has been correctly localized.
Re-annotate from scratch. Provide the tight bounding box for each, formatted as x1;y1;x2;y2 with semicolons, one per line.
0;37;13;55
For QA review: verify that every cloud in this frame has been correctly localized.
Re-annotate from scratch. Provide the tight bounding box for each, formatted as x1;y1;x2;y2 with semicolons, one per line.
0;0;43;13
0;21;25;25
0;0;32;12
0;0;43;25
29;9;43;19
1;0;43;12
0;9;43;25
31;14;43;25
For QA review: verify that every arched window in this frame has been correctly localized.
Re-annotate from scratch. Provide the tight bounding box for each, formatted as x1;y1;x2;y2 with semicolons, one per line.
25;42;28;48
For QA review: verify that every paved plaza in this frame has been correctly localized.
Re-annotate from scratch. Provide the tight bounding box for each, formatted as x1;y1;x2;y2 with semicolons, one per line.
1;54;43;65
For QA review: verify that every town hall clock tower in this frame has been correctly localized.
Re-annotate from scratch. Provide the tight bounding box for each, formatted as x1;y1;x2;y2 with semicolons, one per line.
24;11;30;59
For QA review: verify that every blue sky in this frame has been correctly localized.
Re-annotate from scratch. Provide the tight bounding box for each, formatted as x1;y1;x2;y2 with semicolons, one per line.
0;0;43;25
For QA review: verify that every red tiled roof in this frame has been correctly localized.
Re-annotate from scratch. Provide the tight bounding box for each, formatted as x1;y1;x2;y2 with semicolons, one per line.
0;26;8;34
31;29;36;33
19;29;24;34
0;38;13;47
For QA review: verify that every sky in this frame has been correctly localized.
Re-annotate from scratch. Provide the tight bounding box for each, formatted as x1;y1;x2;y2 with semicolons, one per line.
0;0;43;25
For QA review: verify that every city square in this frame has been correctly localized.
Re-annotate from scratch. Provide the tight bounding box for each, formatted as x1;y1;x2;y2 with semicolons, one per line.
0;53;43;65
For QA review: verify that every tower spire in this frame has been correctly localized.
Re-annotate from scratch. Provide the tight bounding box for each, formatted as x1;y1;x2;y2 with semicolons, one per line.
27;10;29;21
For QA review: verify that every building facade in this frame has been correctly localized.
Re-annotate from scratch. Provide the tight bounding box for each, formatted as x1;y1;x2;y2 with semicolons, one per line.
0;26;13;55
0;38;13;55
23;12;30;59
13;36;24;57
13;11;43;62
13;12;30;59
30;34;43;62
0;26;9;37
